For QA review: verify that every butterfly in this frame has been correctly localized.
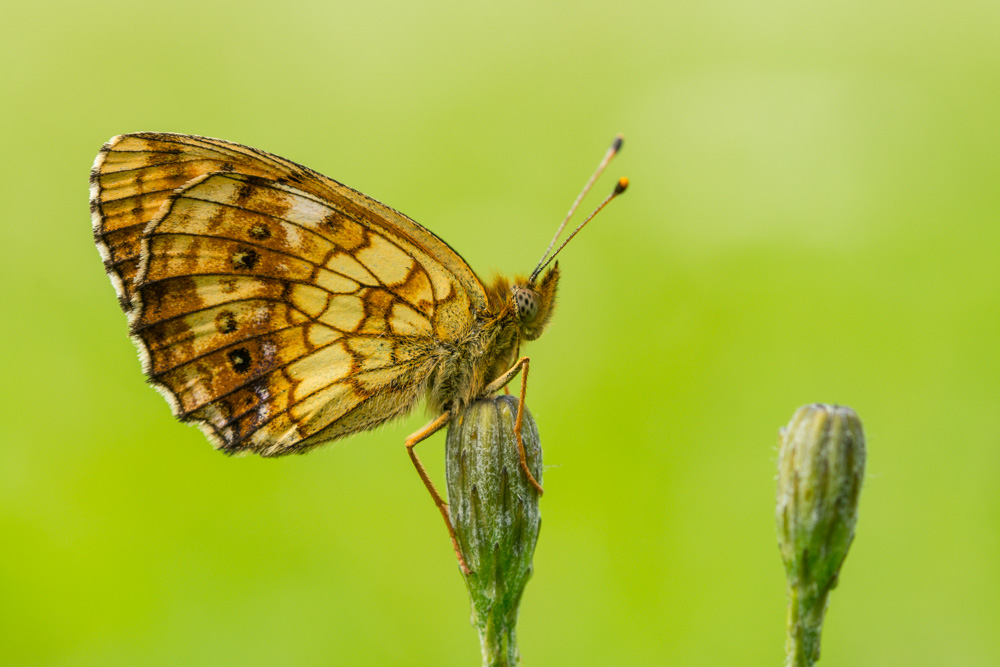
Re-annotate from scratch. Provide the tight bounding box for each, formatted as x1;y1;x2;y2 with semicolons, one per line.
90;132;626;571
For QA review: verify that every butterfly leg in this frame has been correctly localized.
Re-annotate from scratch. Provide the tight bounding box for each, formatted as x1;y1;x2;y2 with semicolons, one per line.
405;412;471;574
482;357;544;496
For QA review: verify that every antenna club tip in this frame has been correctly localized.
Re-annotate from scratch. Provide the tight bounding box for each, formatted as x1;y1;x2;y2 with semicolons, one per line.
611;134;624;153
614;177;629;195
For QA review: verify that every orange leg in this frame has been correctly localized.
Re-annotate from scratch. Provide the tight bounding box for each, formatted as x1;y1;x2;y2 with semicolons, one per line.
405;412;470;574
482;357;544;496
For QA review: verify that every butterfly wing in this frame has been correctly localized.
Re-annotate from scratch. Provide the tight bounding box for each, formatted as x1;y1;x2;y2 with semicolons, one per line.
91;133;488;455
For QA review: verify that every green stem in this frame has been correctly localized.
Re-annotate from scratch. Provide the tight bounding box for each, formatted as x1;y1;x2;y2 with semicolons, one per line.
479;602;519;667
785;587;829;667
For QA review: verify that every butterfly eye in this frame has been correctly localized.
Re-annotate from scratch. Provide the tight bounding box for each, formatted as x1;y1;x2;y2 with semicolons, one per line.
514;288;539;323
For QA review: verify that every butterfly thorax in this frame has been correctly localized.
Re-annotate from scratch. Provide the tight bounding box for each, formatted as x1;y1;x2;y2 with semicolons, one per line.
424;264;560;416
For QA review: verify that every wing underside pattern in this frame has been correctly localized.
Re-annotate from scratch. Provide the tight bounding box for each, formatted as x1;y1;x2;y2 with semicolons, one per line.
90;133;485;455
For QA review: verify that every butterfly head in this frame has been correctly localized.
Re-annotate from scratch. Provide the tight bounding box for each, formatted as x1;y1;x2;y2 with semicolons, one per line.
511;136;626;343
513;262;560;341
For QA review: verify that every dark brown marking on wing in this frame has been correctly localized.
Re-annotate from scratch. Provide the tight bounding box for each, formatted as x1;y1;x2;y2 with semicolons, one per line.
231;247;259;271
216;310;238;333
138;275;202;325
227;348;253;373
319;210;367;251
393;262;435;316
357;287;394;334
248;222;271;240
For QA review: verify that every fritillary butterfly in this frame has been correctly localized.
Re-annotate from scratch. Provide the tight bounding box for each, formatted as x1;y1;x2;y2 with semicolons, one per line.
90;133;626;570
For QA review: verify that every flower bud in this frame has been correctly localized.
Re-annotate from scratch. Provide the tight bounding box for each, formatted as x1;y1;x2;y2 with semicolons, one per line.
776;403;866;666
446;395;542;667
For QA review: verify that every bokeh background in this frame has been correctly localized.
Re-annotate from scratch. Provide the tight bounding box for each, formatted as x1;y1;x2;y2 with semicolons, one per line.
2;1;998;665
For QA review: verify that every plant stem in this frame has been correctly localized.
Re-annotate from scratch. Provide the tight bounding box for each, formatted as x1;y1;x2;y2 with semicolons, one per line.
479;604;519;667
785;587;829;667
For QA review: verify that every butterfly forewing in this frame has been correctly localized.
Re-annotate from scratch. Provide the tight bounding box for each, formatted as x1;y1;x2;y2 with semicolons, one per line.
91;133;489;456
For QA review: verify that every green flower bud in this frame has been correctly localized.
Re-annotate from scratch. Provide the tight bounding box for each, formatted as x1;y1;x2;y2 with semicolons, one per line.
446;395;543;667
776;403;866;667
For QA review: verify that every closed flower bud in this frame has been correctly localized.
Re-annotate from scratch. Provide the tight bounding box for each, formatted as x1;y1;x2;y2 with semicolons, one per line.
776;403;866;667
446;395;543;667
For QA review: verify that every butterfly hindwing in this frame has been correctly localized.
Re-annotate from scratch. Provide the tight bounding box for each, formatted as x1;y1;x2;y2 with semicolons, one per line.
91;134;488;455
91;133;318;312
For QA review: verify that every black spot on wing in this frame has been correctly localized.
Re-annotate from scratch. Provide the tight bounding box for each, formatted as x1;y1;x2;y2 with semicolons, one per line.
227;347;252;373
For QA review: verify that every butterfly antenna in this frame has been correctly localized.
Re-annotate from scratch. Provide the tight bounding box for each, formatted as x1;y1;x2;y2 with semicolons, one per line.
531;134;624;282
530;176;629;283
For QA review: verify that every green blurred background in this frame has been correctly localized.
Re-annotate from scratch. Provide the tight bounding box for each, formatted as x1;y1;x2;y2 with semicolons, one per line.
2;1;998;665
